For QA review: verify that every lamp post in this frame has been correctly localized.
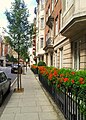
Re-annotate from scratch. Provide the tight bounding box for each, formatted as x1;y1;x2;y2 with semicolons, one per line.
26;58;28;72
17;34;20;90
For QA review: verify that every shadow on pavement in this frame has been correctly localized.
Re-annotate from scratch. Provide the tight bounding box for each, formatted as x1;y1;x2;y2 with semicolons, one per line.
0;90;13;117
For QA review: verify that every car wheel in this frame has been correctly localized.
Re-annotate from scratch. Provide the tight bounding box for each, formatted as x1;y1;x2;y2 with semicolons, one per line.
0;92;3;106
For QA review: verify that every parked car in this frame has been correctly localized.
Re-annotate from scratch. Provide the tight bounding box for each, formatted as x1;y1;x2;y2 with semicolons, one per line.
0;71;11;106
11;64;22;74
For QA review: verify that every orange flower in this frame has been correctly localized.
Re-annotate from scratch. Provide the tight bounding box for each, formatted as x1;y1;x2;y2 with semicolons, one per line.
79;77;84;84
60;74;64;77
63;78;69;82
48;73;53;80
79;77;84;82
71;71;75;75
53;70;58;77
80;81;85;84
71;79;75;84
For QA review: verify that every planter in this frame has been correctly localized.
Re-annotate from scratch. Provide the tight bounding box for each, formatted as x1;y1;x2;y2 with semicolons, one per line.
31;68;38;74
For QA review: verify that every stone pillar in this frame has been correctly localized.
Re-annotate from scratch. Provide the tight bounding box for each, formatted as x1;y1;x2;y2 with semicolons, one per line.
48;53;51;66
44;54;46;63
37;57;39;64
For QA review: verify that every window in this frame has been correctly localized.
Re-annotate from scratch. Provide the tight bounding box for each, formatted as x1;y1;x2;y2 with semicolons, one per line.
55;50;57;68
63;0;73;13
41;0;44;10
51;54;53;66
52;0;54;11
73;41;80;70
60;47;63;68
48;7;50;16
41;18;44;29
55;17;58;36
60;11;62;30
56;0;58;3
40;38;43;48
66;0;73;8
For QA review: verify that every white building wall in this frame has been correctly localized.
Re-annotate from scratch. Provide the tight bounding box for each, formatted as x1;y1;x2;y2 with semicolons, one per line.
36;0;45;63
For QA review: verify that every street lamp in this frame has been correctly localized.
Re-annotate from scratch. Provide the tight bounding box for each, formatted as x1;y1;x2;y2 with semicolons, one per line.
26;58;28;72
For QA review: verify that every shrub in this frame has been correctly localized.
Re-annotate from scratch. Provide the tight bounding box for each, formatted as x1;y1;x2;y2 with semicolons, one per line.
38;61;46;66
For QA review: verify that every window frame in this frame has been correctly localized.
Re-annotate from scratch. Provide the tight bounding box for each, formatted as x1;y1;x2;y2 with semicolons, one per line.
40;38;43;48
40;17;44;29
55;16;58;36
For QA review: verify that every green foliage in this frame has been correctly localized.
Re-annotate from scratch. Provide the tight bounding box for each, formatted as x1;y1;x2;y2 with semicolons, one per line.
38;61;46;66
4;36;11;44
6;54;17;62
5;0;33;60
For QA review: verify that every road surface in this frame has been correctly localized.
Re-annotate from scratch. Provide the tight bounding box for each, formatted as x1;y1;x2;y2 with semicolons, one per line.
0;66;17;82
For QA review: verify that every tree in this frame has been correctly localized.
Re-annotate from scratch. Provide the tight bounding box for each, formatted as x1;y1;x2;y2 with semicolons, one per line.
6;54;17;62
5;0;31;59
5;0;32;90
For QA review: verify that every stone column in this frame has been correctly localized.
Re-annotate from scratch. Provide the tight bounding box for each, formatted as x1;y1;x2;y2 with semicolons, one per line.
44;54;46;63
37;57;39;64
48;53;51;66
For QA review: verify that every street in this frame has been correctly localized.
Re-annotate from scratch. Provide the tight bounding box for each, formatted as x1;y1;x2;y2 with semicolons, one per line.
0;66;17;82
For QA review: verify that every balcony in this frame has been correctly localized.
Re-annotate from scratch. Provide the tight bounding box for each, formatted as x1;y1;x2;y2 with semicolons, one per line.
46;15;54;29
61;1;86;38
61;15;86;37
43;37;53;52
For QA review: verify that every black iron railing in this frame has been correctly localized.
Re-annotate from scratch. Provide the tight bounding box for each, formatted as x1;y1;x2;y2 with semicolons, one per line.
38;73;86;120
31;68;38;74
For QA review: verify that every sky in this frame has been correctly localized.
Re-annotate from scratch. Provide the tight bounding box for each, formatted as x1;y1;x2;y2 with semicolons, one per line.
0;0;36;33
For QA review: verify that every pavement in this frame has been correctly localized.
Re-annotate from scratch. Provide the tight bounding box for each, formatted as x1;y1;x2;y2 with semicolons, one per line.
0;67;66;120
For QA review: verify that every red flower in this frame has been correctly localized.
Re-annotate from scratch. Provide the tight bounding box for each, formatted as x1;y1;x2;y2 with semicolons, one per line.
71;72;75;75
63;78;69;82
71;79;75;84
79;77;84;82
80;81;85;84
53;70;58;77
48;73;53;80
79;77;84;84
60;74;64;77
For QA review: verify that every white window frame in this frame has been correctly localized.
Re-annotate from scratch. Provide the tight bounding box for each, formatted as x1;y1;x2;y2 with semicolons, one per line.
66;0;73;8
63;0;74;15
41;17;44;29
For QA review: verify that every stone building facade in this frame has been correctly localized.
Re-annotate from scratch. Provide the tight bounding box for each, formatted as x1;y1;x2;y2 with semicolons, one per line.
36;0;86;70
36;0;45;63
